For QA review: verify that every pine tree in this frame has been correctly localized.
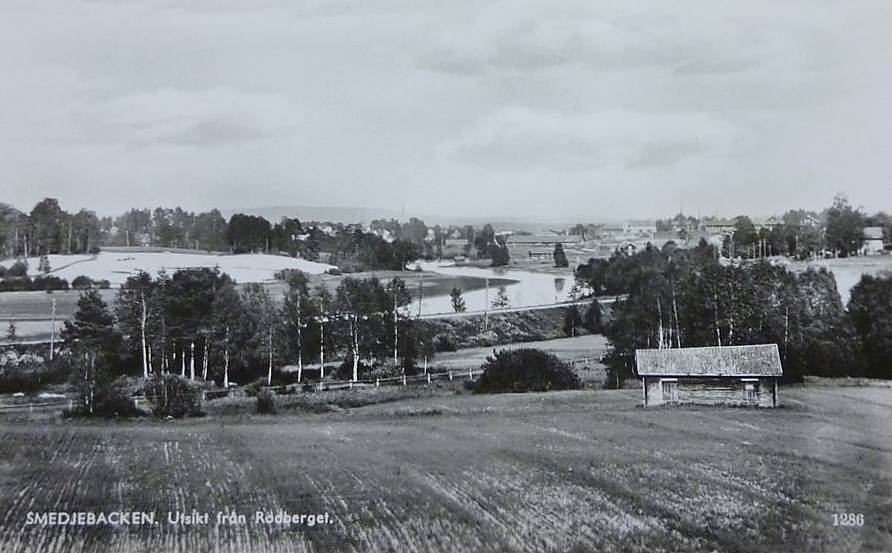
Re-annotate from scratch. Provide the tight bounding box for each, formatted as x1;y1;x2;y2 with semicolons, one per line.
61;289;120;413
450;287;467;313
553;243;569;268
492;287;510;310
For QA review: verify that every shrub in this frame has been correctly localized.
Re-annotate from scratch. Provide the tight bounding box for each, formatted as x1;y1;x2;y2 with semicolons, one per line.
473;348;580;394
256;389;277;414
334;357;372;381
433;334;457;352
64;377;145;418
8;259;28;278
145;374;204;418
244;377;267;397
72;275;93;289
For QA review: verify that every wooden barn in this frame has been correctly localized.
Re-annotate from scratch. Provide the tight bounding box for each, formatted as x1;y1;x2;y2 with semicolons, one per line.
635;344;783;407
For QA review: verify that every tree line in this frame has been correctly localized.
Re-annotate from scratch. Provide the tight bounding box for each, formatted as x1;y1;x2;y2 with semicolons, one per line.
1;198;522;272
576;240;873;385
59;268;434;409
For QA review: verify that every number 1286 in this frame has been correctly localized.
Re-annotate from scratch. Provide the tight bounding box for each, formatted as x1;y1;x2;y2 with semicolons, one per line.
833;513;864;526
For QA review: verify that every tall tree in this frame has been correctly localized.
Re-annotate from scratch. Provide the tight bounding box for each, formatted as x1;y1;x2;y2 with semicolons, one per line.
61;290;120;413
450;287;467;313
115;271;157;378
553;243;569;267
825;194;865;257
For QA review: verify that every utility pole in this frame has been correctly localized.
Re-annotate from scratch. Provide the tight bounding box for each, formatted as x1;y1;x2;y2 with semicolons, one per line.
484;277;490;331
393;290;399;366
296;301;302;383
49;298;56;361
417;273;424;317
267;327;273;385
319;315;325;381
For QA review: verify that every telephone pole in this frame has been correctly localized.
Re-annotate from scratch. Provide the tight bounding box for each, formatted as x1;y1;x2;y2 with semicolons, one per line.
49;298;56;361
484;277;490;331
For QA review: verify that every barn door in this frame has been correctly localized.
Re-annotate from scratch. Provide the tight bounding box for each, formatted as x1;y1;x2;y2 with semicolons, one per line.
743;380;760;404
661;380;678;403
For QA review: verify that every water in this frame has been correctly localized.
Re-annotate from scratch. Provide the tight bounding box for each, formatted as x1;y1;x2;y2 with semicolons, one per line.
413;261;583;315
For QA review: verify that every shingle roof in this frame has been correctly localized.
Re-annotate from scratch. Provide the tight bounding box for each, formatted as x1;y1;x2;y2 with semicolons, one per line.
864;227;884;240
635;344;783;377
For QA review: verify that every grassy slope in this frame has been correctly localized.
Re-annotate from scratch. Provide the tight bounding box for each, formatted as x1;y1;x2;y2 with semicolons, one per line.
1;386;891;552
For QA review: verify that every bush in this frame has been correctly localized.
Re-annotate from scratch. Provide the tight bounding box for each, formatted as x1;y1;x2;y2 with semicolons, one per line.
473;349;580;394
256;389;277;414
334;357;372;380
433;334;457;352
64;376;145;418
8;259;28;278
72;275;93;289
145;374;203;418
244;377;267;397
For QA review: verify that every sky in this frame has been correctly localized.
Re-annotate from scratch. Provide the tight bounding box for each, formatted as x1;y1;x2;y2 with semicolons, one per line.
0;0;890;222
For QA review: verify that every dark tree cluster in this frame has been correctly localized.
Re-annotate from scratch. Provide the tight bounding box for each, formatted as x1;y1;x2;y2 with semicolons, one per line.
577;242;864;387
56;268;431;412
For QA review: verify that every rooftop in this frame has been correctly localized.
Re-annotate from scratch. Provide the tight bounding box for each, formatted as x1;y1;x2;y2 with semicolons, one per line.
635;344;783;377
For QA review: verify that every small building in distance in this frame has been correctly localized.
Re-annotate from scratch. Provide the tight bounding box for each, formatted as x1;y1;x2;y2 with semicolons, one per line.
863;227;886;255
635;344;783;407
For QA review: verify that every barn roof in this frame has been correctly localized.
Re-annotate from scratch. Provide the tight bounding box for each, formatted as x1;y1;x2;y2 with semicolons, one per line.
635;344;782;377
864;226;884;240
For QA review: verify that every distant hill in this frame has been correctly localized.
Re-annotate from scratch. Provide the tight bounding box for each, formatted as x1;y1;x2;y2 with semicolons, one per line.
220;205;580;232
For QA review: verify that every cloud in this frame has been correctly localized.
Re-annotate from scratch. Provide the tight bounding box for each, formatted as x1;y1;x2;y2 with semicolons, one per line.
95;87;304;148
417;2;776;77
438;106;738;171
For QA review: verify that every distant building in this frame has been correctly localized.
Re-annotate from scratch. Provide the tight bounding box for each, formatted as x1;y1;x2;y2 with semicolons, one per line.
636;344;783;407
701;218;737;235
527;249;553;262
863;227;886;255
753;216;784;232
507;234;580;248
624;220;657;238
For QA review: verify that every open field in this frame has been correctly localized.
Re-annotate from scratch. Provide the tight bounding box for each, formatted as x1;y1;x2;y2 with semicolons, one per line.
0;251;336;286
429;334;607;369
1;385;890;552
785;255;892;302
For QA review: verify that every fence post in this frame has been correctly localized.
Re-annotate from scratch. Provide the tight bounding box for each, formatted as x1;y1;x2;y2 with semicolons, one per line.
468;368;473;379
375;378;380;388
427;373;431;384
69;399;73;411
448;371;453;381
402;376;407;386
349;381;353;390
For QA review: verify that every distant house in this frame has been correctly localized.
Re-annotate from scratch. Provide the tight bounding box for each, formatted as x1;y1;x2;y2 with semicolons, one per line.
863;227;885;255
754;216;784;232
527;249;553;262
624;220;657;238
507;234;580;248
635;344;783;407
701;218;737;235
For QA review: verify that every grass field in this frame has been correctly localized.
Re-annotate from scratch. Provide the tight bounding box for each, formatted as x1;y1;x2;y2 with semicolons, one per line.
1;385;891;552
0;251;336;286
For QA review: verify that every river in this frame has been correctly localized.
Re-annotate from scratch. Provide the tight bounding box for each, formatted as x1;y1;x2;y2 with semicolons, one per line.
413;261;582;315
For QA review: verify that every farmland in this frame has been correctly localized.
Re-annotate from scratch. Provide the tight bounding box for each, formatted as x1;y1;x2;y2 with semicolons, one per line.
1;385;891;552
0;251;336;286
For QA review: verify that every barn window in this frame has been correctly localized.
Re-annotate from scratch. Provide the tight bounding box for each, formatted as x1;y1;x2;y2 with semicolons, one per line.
661;379;678;403
742;379;760;401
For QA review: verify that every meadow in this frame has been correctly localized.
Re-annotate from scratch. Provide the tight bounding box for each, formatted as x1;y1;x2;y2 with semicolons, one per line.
1;385;890;552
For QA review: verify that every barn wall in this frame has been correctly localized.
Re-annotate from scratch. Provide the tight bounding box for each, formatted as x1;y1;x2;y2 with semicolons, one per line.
642;377;778;407
643;377;664;406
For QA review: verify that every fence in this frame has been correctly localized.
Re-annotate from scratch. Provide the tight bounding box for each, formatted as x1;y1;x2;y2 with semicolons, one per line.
0;399;72;415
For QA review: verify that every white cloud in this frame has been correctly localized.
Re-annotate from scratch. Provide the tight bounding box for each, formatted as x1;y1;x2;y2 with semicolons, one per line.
438;106;739;170
94;87;304;148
